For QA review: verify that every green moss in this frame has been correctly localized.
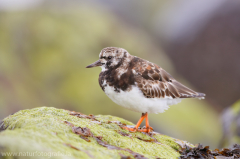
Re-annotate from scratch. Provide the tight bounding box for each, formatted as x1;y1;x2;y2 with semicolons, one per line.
0;107;187;158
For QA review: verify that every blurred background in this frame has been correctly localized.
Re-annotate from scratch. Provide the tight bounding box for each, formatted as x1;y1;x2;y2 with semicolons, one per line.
1;0;240;149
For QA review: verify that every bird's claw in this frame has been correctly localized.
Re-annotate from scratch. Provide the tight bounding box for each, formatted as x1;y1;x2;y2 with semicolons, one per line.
122;126;153;133
122;126;137;132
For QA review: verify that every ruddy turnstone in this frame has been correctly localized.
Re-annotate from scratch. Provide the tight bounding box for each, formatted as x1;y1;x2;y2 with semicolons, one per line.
86;47;205;133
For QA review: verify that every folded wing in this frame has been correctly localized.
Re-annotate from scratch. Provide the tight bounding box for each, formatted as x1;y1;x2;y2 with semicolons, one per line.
132;57;205;99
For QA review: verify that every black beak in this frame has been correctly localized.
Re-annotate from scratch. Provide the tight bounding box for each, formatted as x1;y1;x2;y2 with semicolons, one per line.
86;60;102;68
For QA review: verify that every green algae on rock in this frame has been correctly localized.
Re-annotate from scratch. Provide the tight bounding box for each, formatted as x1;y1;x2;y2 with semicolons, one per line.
0;107;192;159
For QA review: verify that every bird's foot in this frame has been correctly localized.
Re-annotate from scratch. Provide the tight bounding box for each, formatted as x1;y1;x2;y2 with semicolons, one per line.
122;126;153;133
138;126;153;133
122;126;137;132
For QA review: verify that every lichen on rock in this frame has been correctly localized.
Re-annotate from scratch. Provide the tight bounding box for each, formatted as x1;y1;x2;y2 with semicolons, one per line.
0;107;192;159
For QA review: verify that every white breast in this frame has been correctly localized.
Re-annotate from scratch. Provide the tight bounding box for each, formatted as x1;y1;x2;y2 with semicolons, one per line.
103;82;182;114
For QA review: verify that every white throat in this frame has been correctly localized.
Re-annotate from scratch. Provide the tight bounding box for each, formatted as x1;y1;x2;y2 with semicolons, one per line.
101;66;108;72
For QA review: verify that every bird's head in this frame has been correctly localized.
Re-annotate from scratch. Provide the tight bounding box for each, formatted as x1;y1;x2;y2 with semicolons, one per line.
86;47;131;71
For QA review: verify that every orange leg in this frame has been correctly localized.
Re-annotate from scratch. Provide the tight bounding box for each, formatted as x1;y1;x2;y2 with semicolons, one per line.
122;113;153;133
138;113;153;133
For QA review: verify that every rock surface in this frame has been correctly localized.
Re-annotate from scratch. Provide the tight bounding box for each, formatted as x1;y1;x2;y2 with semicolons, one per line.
0;107;192;159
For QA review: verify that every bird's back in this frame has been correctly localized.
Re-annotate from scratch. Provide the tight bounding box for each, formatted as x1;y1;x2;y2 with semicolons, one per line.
130;56;205;99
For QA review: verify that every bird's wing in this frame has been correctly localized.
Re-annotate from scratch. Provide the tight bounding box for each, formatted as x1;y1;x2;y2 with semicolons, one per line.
131;57;205;99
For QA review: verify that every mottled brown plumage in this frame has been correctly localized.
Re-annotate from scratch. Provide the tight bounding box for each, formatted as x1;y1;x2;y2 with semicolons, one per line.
131;57;204;99
86;47;205;133
94;47;205;99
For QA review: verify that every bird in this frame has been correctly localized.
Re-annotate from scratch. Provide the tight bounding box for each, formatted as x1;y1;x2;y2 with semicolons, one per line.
86;47;205;133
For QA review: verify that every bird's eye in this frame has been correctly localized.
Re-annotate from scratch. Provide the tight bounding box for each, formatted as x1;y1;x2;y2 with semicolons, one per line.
108;56;112;59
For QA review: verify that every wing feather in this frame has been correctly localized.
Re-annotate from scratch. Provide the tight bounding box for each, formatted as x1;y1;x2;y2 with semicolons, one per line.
132;57;205;99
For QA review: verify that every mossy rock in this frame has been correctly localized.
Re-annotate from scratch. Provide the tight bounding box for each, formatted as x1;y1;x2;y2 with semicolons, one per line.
0;107;192;159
